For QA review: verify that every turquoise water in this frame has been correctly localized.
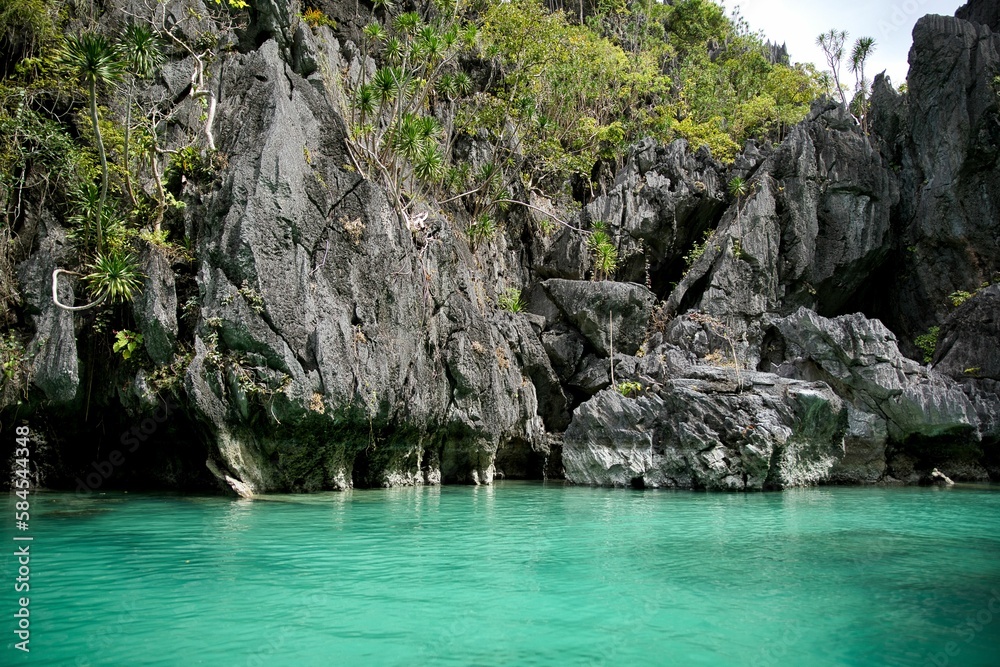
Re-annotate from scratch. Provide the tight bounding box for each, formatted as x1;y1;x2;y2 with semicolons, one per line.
4;483;1000;666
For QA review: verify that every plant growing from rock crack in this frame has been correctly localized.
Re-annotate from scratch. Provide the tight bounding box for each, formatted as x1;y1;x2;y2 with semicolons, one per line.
914;326;939;364
728;176;750;246
683;229;715;269
617;381;642;398
56;32;124;254
498;287;524;313
118;23;163;217
587;221;619;281
113;329;144;360
467;214;497;248
343;9;470;218
849;36;876;133
817;29;848;107
85;250;143;304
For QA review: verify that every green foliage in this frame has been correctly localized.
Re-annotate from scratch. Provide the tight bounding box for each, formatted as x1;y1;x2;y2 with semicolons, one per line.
948;290;973;308
56;33;125;89
0;0;57;69
587;221;619;280
119;24;163;78
467;214;497;247
301;7;336;30
683;229;715;268
914;326;939;364
0;331;35;405
167;145;214;184
112;329;144;360
617;380;643;398
728;176;748;199
85;250;143;304
498;287;525;313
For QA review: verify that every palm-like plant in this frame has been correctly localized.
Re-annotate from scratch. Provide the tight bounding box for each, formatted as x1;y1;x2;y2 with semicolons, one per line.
118;24;164;216
85;250;143;304
119;24;162;78
372;66;402;105
816;29;848;107
849;36;876;133
57;33;124;253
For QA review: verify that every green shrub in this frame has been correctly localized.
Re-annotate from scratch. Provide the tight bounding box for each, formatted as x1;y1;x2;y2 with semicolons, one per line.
587;221;619;280
914;326;939;364
498;287;524;313
85;250;143;304
683;229;715;268
113;329;144;360
301;8;336;30
617;381;642;398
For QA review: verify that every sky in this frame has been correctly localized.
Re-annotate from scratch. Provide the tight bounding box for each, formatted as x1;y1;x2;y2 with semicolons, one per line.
730;0;964;87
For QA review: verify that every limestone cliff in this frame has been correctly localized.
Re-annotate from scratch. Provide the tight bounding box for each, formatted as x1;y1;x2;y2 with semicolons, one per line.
2;0;998;494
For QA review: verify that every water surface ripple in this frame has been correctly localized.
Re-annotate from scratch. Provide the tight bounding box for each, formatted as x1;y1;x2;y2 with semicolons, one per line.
4;483;1000;666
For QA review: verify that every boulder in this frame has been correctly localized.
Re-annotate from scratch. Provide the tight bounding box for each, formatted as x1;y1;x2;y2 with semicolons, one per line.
773;308;979;443
542;279;656;357
563;368;847;490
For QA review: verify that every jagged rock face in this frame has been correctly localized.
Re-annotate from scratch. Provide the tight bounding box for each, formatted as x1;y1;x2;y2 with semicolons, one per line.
869;12;1000;345
957;0;1000;31
541;279;656;357
133;247;178;365
663;103;895;367
934;285;1000;464
17;212;80;405
771;308;988;481
8;0;999;495
584;138;727;293
935;284;1000;381
562;368;847;490
180;38;551;494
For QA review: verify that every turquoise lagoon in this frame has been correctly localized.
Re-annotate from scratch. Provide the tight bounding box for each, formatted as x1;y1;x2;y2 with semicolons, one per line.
4;483;1000;666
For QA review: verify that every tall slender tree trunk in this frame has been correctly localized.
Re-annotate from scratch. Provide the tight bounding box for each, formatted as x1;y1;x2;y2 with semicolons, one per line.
90;79;107;253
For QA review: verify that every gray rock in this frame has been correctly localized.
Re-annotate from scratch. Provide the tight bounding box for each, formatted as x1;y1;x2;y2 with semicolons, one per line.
584;137;726;288
956;0;1000;32
16;212;79;404
869;12;1000;346
542;329;586;381
773;308;979;443
542;279;656;357
133;246;178;365
828;407;887;484
176;38;549;493
663;101;896;368
934;284;1000;381
568;355;611;395
563;369;847;490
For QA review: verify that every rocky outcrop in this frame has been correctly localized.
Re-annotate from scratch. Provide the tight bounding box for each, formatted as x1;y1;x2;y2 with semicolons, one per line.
161;32;573;495
5;0;998;494
771;308;988;481
868;10;1000;348
583;137;727;293
563;363;847;490
655;102;897;369
17;212;79;405
957;0;1000;32
133;247;178;365
541;279;656;357
933;285;1000;473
